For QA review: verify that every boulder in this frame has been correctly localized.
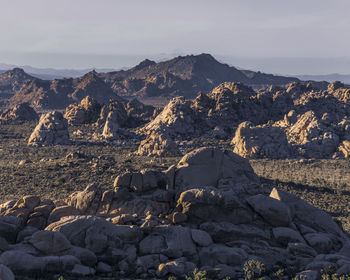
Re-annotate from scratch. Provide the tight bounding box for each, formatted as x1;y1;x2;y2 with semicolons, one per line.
45;216;143;248
28;230;71;254
174;147;259;191
246;194;292;227
231;121;292;159
28;111;70;146
136;131;182;157
0;264;14;280
143;97;197;136
64;96;101;125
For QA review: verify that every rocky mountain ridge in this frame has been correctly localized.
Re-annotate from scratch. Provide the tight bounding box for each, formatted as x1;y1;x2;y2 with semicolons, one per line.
0;54;330;109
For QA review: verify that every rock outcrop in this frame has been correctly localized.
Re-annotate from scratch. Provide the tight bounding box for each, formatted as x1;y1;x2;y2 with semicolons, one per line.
143;97;197;137
0;103;38;122
64;96;101;125
28;111;70;146
136;131;181;157
0;147;349;279
231;121;292;159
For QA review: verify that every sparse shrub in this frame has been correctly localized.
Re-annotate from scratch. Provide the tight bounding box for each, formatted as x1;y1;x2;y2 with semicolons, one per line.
243;260;265;280
186;268;208;280
274;268;285;280
168;276;177;280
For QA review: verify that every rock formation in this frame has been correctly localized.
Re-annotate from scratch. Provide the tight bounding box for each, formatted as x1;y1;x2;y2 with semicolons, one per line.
28;111;70;146
231;121;292;159
286;111;339;158
136;131;182;157
0;147;348;279
143;97;197;136
64;96;101;125
0;103;38;122
96;100;126;126
0;148;350;279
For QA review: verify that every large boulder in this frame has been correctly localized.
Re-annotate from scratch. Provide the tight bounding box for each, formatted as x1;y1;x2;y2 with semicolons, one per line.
136;131;182;157
64;96;101;125
28;111;70;146
45;216;143;249
143;97;197;136
287;111;339;158
174;147;259;191
97;100;127;128
231;121;292;159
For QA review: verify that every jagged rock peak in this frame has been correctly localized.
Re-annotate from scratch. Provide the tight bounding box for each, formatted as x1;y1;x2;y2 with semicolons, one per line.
133;59;156;71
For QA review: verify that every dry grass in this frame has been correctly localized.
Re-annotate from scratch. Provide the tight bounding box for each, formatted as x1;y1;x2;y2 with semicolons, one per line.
251;159;350;233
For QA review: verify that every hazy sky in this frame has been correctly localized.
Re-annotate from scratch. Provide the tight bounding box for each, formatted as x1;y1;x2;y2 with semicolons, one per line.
1;0;350;74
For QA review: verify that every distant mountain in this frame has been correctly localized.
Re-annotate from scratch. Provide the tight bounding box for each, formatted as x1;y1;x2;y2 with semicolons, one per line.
0;54;330;109
296;73;350;84
0;63;119;79
98;53;310;99
0;68;37;104
7;70;123;109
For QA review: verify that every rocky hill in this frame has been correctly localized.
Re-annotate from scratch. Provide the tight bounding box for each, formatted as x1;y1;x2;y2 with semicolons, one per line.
6;71;123;109
99;53;316;99
0;68;37;106
0;54;330;109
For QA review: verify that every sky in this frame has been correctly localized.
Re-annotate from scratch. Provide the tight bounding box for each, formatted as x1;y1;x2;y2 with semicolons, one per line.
1;0;350;74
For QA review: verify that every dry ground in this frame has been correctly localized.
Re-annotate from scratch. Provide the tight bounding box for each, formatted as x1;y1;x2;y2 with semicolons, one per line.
251;159;350;233
0;122;349;233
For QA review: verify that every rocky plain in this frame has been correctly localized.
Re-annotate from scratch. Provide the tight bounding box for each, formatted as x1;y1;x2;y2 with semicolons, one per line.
0;54;349;280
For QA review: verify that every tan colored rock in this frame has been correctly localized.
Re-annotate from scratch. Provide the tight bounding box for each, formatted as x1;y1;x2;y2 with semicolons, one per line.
0;103;38;122
337;140;350;158
136;131;181;157
48;205;80;224
28;111;70;146
231;121;292;159
102;110;126;139
143;97;196;136
64;96;101;125
287;111;339;158
96;99;127;128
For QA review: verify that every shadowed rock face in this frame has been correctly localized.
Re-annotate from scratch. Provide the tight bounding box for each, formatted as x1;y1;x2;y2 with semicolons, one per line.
0;147;348;279
0;103;38;122
6;71;124;110
27;111;70;146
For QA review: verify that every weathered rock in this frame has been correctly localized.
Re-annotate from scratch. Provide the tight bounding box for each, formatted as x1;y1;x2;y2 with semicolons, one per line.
29;230;71;254
0;216;23;243
45;216;143;247
191;229;213;247
96;99;127;128
0;250;79;274
246;194;292;227
199;244;248;267
0;264;14;280
64;96;101;125
272;227;305;246
174;147;259;191
48;205;80;224
287;111;339;158
231;121;292;159
28;111;70;146
0;103;38;122
143;97;197;136
136;131;181;157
